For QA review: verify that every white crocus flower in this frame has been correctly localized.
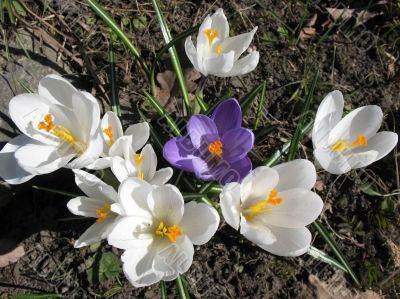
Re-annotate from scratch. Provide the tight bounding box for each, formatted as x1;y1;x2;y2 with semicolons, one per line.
67;170;120;248
312;91;398;175
108;178;220;287
220;160;323;257
185;8;259;77
111;143;173;185
0;74;103;184
87;111;150;170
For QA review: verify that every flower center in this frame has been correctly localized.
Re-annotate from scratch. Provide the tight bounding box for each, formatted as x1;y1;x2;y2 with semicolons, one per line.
95;203;112;223
103;125;114;146
216;44;222;55
208;140;223;157
203;28;218;46
331;134;368;152
134;153;145;180
244;189;283;221
37;113;87;154
155;221;182;243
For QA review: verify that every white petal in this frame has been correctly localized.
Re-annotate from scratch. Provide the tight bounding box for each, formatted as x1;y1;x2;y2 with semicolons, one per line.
240;166;279;205
314;148;351;175
117;177;153;216
185;37;204;75
73;169;118;202
67;196;108;218
203;51;235;75
148;185;184;225
107;216;153;250
211;8;229;39
111;156;132;182
272;159;317;191
122;247;161;287
312;90;344;149
179;202;220;245
352;131;398;161
255;225;312;257
216;51;259;77
0;135;35;184
345;150;378;170
125;122;150;152
74;215;117;248
85;157;112;170
149;167;173;185
109;135;131;158
71;92;100;141
140;144;157;181
101;111;123;150
196;15;212;58
153;235;194;277
38;74;77;108
66;132;104;169
240;217;276;247
219;182;241;230
220;27;257;60
15;142;74;175
257;188;323;228
328;105;383;145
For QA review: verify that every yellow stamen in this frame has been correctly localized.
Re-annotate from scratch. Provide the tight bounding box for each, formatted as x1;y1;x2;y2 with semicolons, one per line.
37;113;87;154
103;125;114;146
244;189;283;221
216;44;222;55
95;203;111;223
204;28;219;46
134;153;145;180
208;140;223;157
331;134;368;152
155;222;183;243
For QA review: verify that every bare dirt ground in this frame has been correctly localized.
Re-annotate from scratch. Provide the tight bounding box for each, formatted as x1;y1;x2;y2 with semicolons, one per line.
0;0;399;298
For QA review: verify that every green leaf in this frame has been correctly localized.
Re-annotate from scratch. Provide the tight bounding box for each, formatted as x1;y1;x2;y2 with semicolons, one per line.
109;36;121;116
11;295;62;299
287;70;319;161
12;0;26;16
151;0;191;115
103;286;123;298
312;220;362;288
240;83;264;116
143;91;181;136
133;15;147;30
32;185;79;198
86;0;149;76
277;26;289;39
307;246;347;272
254;80;267;130
160;280;167;299
359;182;383;196
87;251;121;285
176;274;190;299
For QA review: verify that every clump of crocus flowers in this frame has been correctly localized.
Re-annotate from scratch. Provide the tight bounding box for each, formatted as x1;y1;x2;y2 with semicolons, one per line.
0;7;397;291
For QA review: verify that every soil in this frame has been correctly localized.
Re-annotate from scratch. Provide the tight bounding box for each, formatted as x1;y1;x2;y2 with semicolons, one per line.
0;0;399;298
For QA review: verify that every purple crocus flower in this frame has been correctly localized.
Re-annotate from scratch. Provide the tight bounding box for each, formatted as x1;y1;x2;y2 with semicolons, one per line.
163;98;254;184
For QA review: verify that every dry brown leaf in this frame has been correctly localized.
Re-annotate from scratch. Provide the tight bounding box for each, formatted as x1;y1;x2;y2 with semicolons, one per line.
326;8;355;21
356;11;382;26
0;239;25;268
185;68;201;93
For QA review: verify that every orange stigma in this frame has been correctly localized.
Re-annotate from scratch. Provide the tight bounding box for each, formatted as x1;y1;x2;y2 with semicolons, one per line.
203;28;219;46
208;140;223;157
331;134;368;152
95;203;111;223
155;222;183;243
103;125;114;146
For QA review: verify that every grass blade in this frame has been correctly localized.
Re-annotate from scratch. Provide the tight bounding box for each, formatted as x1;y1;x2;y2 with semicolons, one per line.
151;0;191;116
109;36;121;116
160;280;167;299
254;80;267;130
32;185;79;198
86;0;149;76
11;294;62;299
308;246;347;273
138;108;165;151
150;24;199;95
241;83;264;116
313;220;362;288
176;274;190;299
287;70;319;161
143;91;181;136
263;120;313;167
